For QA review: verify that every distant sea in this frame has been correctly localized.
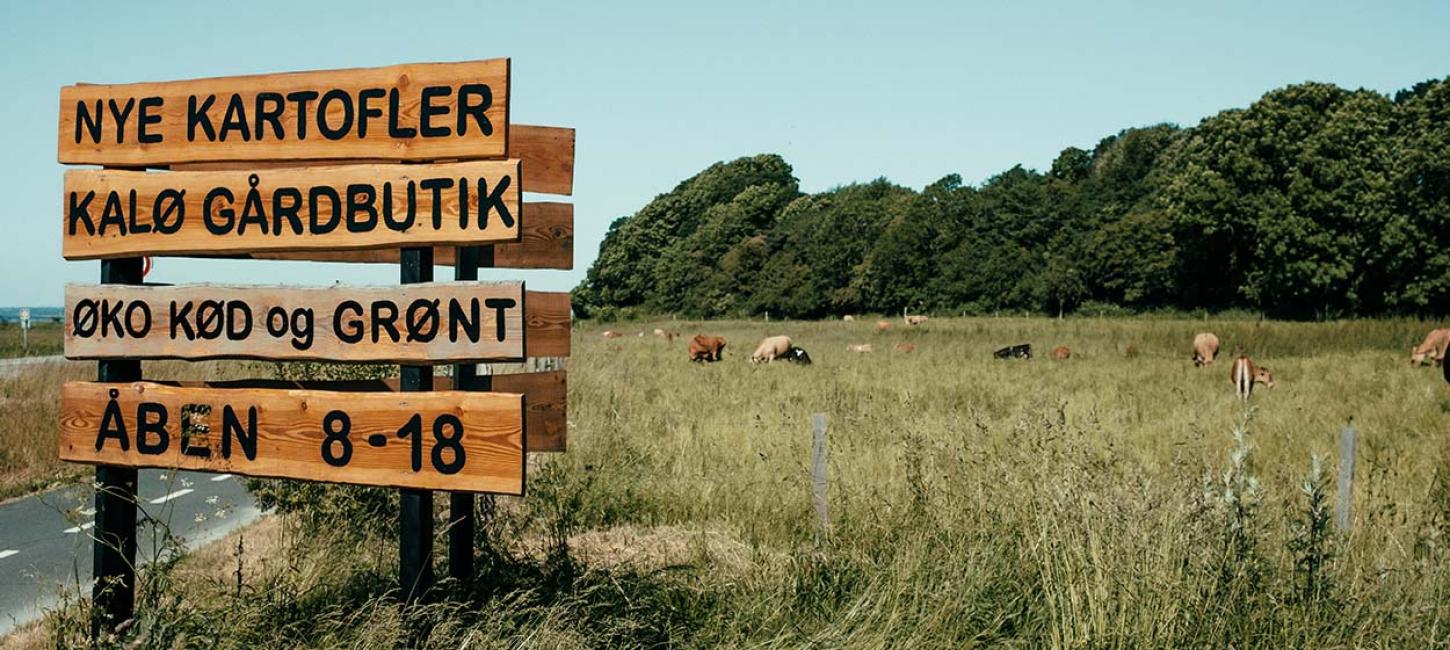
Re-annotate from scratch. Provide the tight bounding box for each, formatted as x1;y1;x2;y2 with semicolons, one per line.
0;306;63;324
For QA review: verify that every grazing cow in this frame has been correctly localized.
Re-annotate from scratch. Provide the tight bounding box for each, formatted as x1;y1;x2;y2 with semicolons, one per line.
1192;333;1220;367
688;335;727;362
1049;346;1071;360
780;346;813;365
876;320;893;333
847;343;874;353
602;330;624;339
843;315;855;322
653;328;678;343
751;335;794;364
1230;355;1275;401
895;343;916;353
994;344;1032;360
1124;344;1139;359
1410;328;1449;367
905;315;928;326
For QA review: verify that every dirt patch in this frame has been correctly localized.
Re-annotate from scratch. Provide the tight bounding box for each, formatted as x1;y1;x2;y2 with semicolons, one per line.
517;524;781;578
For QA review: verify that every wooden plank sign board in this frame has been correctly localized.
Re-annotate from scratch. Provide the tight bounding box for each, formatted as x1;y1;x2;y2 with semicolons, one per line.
59;59;509;166
250;202;573;269
59;382;525;494
65;282;529;363
63;161;522;260
384;371;567;452
170;124;574;197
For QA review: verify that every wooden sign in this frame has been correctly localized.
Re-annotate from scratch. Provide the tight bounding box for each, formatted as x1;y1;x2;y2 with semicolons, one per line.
65;282;531;363
411;370;567;452
248;202;573;269
59;381;525;494
167;370;567;452
171;125;574;196
63;161;522;260
59;59;509;166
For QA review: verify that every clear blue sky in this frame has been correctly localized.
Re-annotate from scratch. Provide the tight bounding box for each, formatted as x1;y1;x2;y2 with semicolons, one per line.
2;0;1448;307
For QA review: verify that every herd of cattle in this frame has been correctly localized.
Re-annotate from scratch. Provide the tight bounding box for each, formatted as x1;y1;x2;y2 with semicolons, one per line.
599;322;1450;397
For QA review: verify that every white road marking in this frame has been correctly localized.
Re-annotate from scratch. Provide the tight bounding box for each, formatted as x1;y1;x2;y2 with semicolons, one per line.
148;489;194;504
63;522;95;534
0;550;17;559
209;474;233;482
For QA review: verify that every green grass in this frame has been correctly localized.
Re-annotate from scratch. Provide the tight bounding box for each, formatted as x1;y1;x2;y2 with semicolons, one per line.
0;322;62;359
23;316;1450;648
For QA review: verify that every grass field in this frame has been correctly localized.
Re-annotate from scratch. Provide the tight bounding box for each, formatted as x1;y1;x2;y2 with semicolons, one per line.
0;322;61;359
14;316;1450;648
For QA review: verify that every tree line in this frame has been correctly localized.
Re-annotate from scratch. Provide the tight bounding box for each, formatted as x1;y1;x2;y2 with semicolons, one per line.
573;78;1450;320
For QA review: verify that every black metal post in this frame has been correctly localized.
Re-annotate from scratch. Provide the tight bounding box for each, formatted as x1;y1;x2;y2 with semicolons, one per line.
448;244;491;582
92;257;142;639
399;247;434;603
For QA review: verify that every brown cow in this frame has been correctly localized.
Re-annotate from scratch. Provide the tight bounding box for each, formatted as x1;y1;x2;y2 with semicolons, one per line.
847;343;874;353
602;330;624;339
688;335;727;362
1410;328;1449;367
876;320;893;333
653;328;678;343
894;343;916;353
1193;333;1220;367
1230;355;1275;401
751;335;793;364
1049;346;1071;360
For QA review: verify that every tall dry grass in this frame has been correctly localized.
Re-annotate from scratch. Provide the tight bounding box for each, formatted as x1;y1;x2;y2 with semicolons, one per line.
19;315;1450;647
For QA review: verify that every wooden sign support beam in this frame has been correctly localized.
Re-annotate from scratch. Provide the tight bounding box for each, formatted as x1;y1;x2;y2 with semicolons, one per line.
93;255;142;639
449;243;486;582
399;247;434;604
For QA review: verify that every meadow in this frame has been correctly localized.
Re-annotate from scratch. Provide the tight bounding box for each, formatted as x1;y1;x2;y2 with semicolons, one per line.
11;315;1450;648
0;321;62;359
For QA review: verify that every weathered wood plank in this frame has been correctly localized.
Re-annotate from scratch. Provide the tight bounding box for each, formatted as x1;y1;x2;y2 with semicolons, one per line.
524;291;572;359
510;125;575;196
380;370;566;452
63;161;522;260
59;59;509;166
246;202;572;269
491;370;566;453
59;381;524;494
64;282;531;363
169;124;573;196
158;371;566;452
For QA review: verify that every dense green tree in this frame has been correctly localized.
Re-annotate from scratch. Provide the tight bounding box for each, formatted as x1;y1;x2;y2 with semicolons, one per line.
1387;77;1450;313
576;77;1450;320
572;155;797;316
1160;83;1395;317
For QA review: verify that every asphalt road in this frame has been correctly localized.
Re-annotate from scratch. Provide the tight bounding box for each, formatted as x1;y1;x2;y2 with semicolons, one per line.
0;469;260;636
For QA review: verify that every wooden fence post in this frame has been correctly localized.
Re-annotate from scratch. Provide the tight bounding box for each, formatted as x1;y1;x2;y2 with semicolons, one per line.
1336;425;1357;533
399;247;434;603
811;413;829;535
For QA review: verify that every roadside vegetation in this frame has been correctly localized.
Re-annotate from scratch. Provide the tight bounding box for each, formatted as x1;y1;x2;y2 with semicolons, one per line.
14;316;1450;647
0;322;62;359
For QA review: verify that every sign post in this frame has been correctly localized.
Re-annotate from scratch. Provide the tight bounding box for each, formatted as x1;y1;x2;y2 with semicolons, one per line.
399;246;434;603
56;59;574;635
450;244;486;582
18;308;29;354
92;257;141;639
